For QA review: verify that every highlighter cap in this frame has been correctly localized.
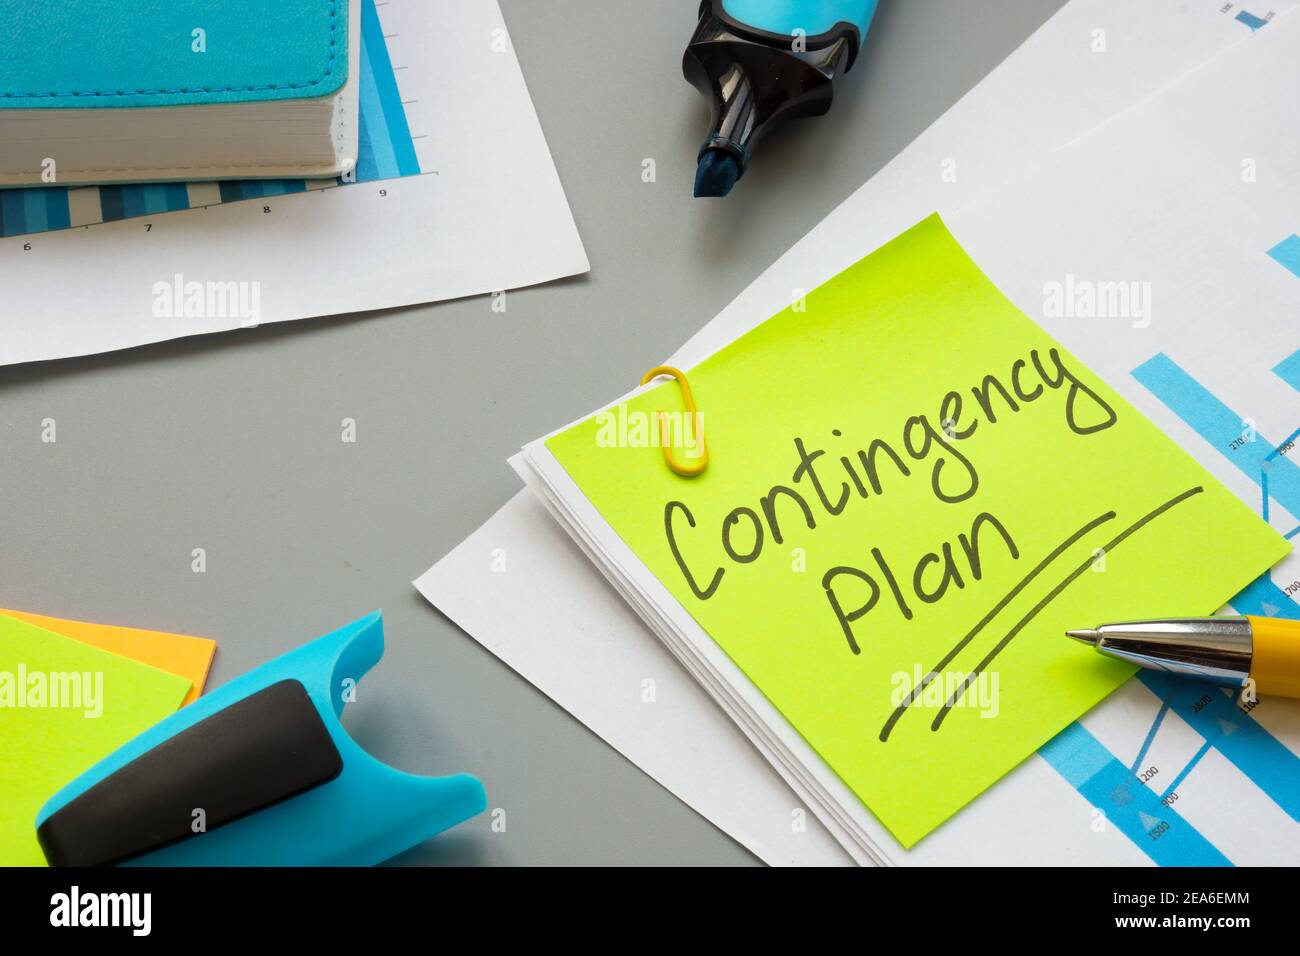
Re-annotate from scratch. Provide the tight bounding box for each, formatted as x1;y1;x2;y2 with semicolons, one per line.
37;612;486;866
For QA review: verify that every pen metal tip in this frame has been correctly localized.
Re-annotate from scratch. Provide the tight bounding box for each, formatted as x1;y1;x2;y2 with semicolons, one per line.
1066;629;1101;645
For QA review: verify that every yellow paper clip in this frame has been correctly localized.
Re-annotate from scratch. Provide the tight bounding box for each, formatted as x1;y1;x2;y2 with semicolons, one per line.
640;365;708;477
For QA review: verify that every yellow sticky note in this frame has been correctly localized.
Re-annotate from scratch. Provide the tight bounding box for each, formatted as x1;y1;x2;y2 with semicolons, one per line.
0;616;192;865
546;215;1290;847
0;609;216;706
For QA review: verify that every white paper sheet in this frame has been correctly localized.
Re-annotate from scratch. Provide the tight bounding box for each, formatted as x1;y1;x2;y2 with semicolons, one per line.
0;0;588;366
417;0;1296;865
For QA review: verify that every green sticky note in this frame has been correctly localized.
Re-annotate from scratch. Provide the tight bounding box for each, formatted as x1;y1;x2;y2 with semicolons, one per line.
546;215;1290;847
0;615;191;865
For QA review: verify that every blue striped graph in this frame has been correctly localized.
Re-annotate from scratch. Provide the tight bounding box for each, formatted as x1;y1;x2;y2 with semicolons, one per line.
1037;333;1300;865
1275;351;1300;393
1038;653;1300;866
0;188;71;234
1269;235;1300;279
1269;236;1300;393
1133;352;1300;541
1139;671;1300;822
354;0;420;184
1235;8;1270;30
96;183;193;221
0;0;419;237
1039;721;1231;866
1039;629;1300;866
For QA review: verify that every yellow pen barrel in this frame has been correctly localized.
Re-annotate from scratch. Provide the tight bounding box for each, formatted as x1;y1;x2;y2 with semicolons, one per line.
1247;616;1300;698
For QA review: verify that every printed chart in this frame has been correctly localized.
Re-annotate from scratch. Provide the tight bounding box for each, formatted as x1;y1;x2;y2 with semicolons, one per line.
0;0;420;239
1227;3;1277;29
1132;234;1300;561
1040;718;1230;866
1041;668;1300;866
1034;234;1300;866
1133;353;1300;547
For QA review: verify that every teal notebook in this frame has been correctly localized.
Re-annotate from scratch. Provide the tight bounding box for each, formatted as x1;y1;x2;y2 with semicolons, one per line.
0;0;359;186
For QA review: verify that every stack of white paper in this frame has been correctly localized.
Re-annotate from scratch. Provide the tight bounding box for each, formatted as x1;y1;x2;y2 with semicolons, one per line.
419;0;1300;865
513;441;882;863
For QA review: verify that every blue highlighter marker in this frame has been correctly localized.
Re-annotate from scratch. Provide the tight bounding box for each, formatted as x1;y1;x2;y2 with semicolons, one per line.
36;613;486;867
685;0;880;197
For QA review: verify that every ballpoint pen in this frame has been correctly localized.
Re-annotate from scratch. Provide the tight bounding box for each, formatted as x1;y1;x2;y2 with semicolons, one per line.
1066;616;1300;699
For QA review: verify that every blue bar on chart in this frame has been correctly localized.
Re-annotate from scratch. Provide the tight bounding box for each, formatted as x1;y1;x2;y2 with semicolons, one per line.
1230;572;1300;618
0;187;72;237
217;180;310;203
1235;9;1270;30
1137;671;1300;822
1038;722;1231;866
98;183;191;222
355;0;422;183
1275;351;1300;393
1266;237;1299;390
1269;235;1300;279
1133;352;1300;526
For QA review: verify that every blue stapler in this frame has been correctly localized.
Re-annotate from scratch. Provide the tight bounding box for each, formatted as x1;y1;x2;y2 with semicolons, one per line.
36;612;486;866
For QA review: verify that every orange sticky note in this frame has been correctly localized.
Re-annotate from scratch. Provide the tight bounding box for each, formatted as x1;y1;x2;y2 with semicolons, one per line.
0;610;216;706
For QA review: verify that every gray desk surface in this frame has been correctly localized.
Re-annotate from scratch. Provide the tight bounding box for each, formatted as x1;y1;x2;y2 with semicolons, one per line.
0;0;1066;865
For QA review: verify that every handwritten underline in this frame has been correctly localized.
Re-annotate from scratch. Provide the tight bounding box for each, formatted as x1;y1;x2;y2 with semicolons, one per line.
879;485;1205;741
877;510;1117;741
